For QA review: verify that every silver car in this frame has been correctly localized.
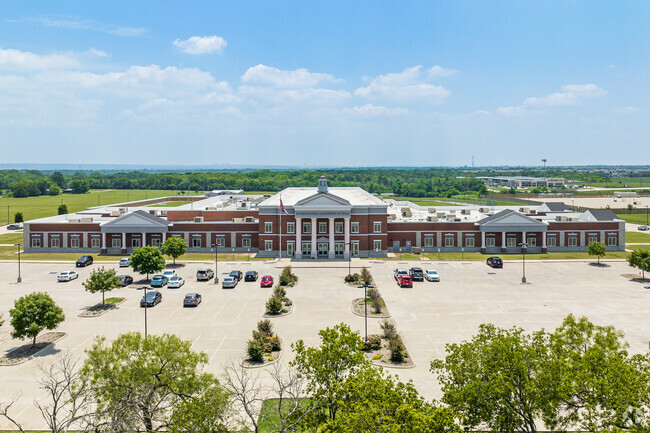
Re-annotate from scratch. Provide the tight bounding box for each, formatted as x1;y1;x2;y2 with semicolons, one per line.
222;276;237;289
57;271;79;282
168;276;185;288
119;257;130;267
425;269;440;282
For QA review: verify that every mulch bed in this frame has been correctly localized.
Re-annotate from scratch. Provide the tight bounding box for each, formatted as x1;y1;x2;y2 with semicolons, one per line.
364;335;415;369
0;332;67;366
263;302;294;318
351;298;391;318
242;339;283;369
78;298;126;317
589;262;611;267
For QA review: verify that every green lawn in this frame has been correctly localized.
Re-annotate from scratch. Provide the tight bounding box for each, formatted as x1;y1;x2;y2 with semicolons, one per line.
149;200;192;207
582;177;650;189
380;251;630;261
627;244;650;251
617;214;650;226
258;398;313;433
625;231;650;243
0;189;176;224
0;232;24;244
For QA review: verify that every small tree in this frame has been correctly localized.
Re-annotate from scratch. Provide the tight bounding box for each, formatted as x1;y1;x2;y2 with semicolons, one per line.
161;236;187;265
50;171;66;188
58;204;68;215
130;245;166;280
587;241;606;264
627;249;650;280
266;296;283;314
367;288;383;314
48;184;61;196
13;212;23;223
82;266;121;306
360;267;374;286
9;292;65;347
247;339;265;363
70;179;89;194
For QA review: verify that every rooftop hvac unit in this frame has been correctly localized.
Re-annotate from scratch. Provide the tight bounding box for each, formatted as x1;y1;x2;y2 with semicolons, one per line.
110;210;121;217
479;207;490;213
530;209;537;214
80;217;93;223
461;209;471;215
160;210;167;216
149;210;157;215
426;216;438;222
194;216;204;223
428;207;437;213
245;217;255;223
68;218;80;223
556;216;568;221
519;207;530;213
452;218;461;222
206;206;217;210
436;212;446;217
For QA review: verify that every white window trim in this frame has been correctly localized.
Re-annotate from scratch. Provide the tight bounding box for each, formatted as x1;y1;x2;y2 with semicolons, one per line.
303;221;311;234
265;222;273;233
111;237;121;248
335;222;343;233
32;237;41;248
265;240;273;251
287;240;295;255
373;222;381;233
318;222;327;233
424;237;434;248
466;237;475;247
51;236;61;248
192;236;202;248
215;237;226;248
91;236;100;248
486;236;496;247
373;240;381;251
607;234;617;246
287;222;295;234
70;235;80;248
351;222;359;234
507;236;517;248
242;237;251;248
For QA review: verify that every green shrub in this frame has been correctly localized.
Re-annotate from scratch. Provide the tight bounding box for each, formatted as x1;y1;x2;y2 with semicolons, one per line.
367;288;383;314
247;339;265;363
372;353;382;360
361;267;374;285
257;319;274;337
363;335;381;351
268;335;281;351
266;296;283;314
279;266;298;286
389;339;406;362
380;319;398;341
283;298;293;306
273;285;287;299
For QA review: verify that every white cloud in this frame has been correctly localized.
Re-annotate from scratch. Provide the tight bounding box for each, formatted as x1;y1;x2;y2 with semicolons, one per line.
498;83;606;116
11;15;147;37
561;83;606;97
524;92;579;107
0;48;79;70
613;106;641;114
173;35;227;55
354;65;451;103
239;85;349;104
242;64;340;88
342;104;408;117
496;106;526;117
427;65;456;77
86;48;109;57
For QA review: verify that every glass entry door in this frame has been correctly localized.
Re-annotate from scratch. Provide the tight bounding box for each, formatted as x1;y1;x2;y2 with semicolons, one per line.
302;242;311;256
334;242;344;256
318;243;328;256
351;242;359;256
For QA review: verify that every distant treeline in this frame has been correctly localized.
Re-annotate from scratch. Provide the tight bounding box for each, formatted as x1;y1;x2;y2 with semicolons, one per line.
0;167;609;198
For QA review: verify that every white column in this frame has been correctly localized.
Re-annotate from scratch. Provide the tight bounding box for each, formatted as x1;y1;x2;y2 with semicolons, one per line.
559;231;565;247
44;232;49;249
62;233;68;248
83;232;88;249
296;217;302;259
122;232;127;250
542;232;547;249
162;232;167;242
481;231;486;248
522;231;527;248
328;218;335;259
142;232;146;247
311;217;317;258
101;232;106;250
580;232;585;247
344;217;350;259
502;231;506;249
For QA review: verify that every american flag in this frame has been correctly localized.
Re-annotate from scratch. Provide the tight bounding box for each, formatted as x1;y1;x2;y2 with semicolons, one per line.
280;198;289;215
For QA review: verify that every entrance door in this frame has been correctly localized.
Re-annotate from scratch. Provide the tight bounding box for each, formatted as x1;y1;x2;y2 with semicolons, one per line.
334;242;344;256
318;243;328;256
287;241;295;256
302;242;311;256
351;242;359;256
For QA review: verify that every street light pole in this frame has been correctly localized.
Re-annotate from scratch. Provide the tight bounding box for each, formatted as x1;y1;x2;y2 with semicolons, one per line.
15;243;22;283
212;244;219;283
143;285;148;339
358;283;373;343
519;242;527;283
646;205;648;225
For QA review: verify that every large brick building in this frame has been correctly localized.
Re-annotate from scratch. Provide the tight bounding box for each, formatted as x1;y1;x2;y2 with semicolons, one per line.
23;176;625;257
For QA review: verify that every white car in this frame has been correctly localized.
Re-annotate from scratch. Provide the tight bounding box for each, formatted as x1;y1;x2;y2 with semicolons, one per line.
162;270;177;279
394;268;408;280
167;276;185;288
222;277;237;289
119;257;130;267
57;271;79;282
425;270;440;282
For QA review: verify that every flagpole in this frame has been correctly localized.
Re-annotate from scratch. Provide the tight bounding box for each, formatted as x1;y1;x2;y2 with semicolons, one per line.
279;195;282;261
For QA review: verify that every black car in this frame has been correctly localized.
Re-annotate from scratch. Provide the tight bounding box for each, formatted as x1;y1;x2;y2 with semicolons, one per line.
486;256;503;268
244;271;258;282
230;270;243;281
140;291;162;307
183;293;202;307
409;267;424;281
76;255;93;267
118;275;134;286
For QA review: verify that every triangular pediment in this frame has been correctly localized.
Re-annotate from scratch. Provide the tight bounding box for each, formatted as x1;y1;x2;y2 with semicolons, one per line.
295;192;351;208
478;209;547;228
103;210;170;228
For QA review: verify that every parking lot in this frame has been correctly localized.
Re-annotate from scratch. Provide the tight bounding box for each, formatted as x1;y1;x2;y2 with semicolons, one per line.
1;257;649;429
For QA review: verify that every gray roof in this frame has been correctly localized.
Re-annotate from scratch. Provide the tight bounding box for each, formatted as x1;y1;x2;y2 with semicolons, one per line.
585;209;618;221
542;202;569;212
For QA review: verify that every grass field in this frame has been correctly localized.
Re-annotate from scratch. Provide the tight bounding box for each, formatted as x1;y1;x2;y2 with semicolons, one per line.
381;251;631;261
0;232;24;244
625;231;650;243
582;177;650;189
149;200;192;207
0;189;177;224
616;214;650;225
258;398;312;433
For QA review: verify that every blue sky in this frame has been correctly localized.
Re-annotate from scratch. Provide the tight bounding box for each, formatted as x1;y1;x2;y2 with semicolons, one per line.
1;1;648;167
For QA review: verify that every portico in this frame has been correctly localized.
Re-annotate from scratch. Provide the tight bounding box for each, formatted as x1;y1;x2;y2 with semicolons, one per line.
100;210;170;254
477;210;548;254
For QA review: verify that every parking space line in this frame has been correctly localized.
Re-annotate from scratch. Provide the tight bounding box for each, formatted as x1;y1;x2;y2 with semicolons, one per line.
71;336;91;352
209;334;228;364
427;335;441;356
399;295;417;320
214;300;228;318
236;299;250;319
191;335;201;348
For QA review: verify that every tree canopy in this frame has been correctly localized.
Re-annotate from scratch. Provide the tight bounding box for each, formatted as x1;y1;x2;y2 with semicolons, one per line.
82;266;122;305
627;249;650;280
161;237;187;265
9;292;65;347
130;246;166;279
587;241;606;264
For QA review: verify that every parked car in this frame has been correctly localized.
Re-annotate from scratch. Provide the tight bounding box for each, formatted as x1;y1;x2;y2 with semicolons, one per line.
140;291;162;307
397;275;413;288
230;270;243;281
196;268;214;281
6;223;22;230
425;269;440;282
486;256;503;268
409;267;424;281
394;268;408;280
76;255;93;267
183;293;202;307
167;276;185;288
118;275;134;286
222;276;238;289
639;225;649;231
260;275;274;287
162;269;177;279
57;270;79;282
244;270;258;282
119;257;130;267
150;275;168;287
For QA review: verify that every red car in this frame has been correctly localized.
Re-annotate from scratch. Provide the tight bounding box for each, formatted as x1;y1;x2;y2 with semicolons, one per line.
260;275;274;287
397;275;413;288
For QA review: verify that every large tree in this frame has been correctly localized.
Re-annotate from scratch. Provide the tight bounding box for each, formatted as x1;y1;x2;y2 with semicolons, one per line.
161;236;187;265
291;323;369;424
49;171;66;188
82;266;121;306
627;249;650;280
130;245;166;280
10;292;65;347
587;241;606;264
70;179;89;194
81;333;230;433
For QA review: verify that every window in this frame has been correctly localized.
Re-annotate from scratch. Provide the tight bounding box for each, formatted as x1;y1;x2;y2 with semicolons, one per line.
192;236;202;248
507;236;516;248
111;236;121;248
444;235;454;247
547;235;556;247
607;234;617;246
486;236;495;247
70;235;80;248
588;234;598;244
465;236;475;247
351;242;359;256
132;237;141;248
527;236;536;247
373;222;381;233
51;236;61;248
151;236;161;247
31;236;41;248
568;235;577;246
319;222;327;233
303;221;311;234
373;240;381;251
91;236;100;248
265;240;273;251
265;222;273;233
335;222;343;233
242;237;251;248
287;222;295;234
424;236;434;248
351;222;359;233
